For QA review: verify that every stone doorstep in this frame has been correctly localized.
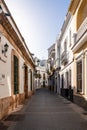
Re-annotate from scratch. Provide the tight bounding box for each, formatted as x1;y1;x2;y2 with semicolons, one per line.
7;104;24;115
0;92;27;120
0;105;23;130
0;90;35;120
0;96;33;129
0;102;27;129
0;105;25;130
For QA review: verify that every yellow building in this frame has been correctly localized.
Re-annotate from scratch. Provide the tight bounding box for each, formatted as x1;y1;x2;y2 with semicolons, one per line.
69;0;87;108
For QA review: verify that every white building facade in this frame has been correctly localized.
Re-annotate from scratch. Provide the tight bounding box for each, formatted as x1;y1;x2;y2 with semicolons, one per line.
55;0;87;106
47;44;56;91
59;12;74;90
0;0;35;119
68;0;87;108
34;58;48;89
55;35;61;93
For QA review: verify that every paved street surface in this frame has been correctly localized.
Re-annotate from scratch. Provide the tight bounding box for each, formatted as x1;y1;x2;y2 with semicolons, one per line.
1;88;87;130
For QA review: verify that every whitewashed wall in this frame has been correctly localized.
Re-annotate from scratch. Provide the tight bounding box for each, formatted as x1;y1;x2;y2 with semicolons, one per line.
19;56;24;93
59;13;76;89
0;1;34;99
0;33;12;98
0;33;33;98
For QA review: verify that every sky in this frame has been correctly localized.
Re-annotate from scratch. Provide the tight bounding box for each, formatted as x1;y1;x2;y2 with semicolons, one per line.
5;0;70;60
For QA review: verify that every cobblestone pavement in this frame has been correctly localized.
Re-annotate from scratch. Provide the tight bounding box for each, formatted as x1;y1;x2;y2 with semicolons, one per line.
1;88;87;130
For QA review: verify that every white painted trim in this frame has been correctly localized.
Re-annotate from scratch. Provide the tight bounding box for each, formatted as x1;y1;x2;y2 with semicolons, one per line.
85;51;87;97
75;61;78;93
82;54;84;94
76;53;84;94
75;50;84;60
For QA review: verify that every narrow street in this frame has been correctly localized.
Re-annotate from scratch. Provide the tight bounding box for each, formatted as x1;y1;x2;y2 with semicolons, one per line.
2;88;86;130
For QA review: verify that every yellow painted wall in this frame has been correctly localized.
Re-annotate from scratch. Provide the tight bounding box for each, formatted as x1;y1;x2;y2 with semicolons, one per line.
77;0;87;30
75;42;87;54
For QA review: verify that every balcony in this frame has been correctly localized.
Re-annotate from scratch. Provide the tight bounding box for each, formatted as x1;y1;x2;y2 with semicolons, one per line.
49;49;55;58
61;51;68;65
72;17;87;52
55;58;61;70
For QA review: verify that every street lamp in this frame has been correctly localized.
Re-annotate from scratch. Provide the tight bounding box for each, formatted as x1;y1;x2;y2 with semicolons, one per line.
0;5;10;16
0;5;2;14
2;43;9;57
22;63;26;69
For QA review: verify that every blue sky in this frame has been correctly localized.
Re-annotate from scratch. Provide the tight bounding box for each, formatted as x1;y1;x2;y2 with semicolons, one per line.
5;0;70;59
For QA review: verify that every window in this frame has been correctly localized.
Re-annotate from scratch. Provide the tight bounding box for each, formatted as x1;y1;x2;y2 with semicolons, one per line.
43;73;45;80
69;29;71;46
30;70;32;91
0;37;1;42
14;55;19;94
0;37;1;55
77;61;82;92
61;74;64;88
66;71;69;88
69;69;71;87
64;39;67;52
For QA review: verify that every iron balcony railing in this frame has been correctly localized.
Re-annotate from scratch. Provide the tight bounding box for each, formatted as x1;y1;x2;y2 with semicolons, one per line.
55;58;61;70
73;17;87;46
76;17;87;43
61;51;69;65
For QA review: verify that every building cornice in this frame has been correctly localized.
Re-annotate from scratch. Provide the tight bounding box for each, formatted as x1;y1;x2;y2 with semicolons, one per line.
72;17;87;53
48;43;55;51
60;12;72;41
0;12;35;68
68;0;81;15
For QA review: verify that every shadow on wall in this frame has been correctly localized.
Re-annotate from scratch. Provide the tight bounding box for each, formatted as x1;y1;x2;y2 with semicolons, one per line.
60;87;73;102
0;94;25;120
0;109;25;130
60;76;73;102
74;94;87;111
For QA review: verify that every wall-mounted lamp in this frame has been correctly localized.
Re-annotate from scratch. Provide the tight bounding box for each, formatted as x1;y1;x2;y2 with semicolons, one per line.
0;5;2;14
2;43;9;57
22;63;26;69
28;69;31;73
0;5;10;16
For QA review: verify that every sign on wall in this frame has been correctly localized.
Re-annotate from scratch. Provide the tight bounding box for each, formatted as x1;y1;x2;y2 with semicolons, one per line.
0;74;5;86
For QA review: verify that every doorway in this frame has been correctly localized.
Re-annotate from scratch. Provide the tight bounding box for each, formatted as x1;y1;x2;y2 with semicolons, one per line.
61;74;64;88
24;65;28;98
14;55;19;94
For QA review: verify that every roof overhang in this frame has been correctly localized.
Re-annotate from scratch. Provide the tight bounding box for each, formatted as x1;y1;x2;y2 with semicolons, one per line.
68;0;81;15
0;12;35;68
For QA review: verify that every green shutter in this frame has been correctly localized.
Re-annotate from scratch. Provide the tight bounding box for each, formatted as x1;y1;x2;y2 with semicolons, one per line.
14;55;19;94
